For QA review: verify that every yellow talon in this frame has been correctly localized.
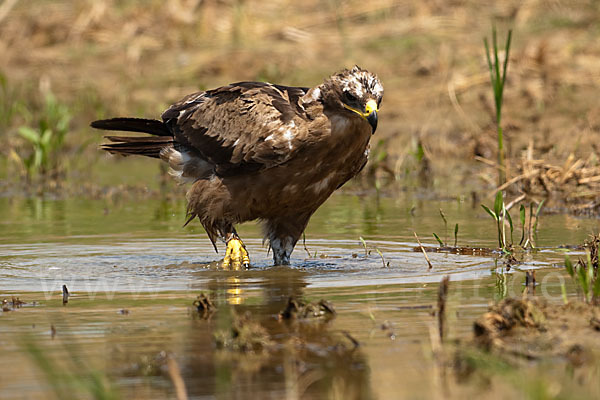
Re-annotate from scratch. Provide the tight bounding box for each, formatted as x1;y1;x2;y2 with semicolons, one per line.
222;234;250;270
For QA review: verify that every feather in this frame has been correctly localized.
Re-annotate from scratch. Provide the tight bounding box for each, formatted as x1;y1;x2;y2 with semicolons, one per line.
91;117;171;136
162;82;312;175
101;136;173;158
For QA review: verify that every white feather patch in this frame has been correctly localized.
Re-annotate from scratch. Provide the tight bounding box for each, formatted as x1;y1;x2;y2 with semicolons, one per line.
309;173;335;193
160;147;210;184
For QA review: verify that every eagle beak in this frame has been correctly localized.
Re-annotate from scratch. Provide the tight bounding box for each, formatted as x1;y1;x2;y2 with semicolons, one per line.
364;99;378;134
343;99;379;133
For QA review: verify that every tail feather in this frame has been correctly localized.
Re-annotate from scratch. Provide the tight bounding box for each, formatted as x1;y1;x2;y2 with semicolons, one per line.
92;118;173;158
103;135;172;144
101;136;173;159
91;117;171;137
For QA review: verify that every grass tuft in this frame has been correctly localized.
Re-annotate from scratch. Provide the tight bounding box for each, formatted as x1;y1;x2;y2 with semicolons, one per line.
482;192;543;252
483;25;513;186
16;92;72;180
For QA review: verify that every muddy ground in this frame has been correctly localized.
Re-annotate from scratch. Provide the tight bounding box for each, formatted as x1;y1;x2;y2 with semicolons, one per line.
1;1;600;210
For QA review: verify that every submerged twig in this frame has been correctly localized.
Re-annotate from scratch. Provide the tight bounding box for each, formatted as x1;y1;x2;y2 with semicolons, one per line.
437;276;450;342
302;232;311;258
414;232;433;269
62;285;69;305
342;331;360;349
167;354;189;400
525;271;536;295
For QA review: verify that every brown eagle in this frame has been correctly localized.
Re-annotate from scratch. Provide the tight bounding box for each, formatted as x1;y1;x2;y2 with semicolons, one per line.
92;66;383;266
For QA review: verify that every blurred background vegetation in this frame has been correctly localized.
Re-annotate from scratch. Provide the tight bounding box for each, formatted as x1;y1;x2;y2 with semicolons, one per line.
1;0;600;198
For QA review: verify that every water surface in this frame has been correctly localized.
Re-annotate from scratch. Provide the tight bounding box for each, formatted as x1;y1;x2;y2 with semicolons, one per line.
0;193;596;399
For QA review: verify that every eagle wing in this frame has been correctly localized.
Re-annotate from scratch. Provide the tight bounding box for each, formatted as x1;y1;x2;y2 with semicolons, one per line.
162;82;312;176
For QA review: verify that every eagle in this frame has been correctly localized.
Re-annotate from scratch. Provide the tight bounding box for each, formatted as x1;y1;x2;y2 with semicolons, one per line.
91;66;383;266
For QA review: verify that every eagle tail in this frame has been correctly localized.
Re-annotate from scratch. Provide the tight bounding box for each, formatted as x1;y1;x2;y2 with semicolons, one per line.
91;118;171;136
92;118;173;158
100;135;174;158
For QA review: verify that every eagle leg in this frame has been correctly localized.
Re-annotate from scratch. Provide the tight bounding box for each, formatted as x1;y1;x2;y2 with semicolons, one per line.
221;232;250;270
263;214;311;266
270;236;295;266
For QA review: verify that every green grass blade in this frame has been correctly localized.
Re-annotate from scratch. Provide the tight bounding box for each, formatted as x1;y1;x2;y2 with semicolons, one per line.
593;271;600;300
481;204;497;220
501;29;513;89
501;206;506;249
561;283;568;305
433;233;444;247
492;25;501;116
528;203;534;248
375;247;388;268
565;255;575;278
439;209;447;226
587;251;594;290
532;200;544;245
359;236;368;256
483;37;494;87
593;263;600;299
534;199;545;218
454;223;459;247
439;208;448;244
41;128;53;147
519;204;526;246
578;263;590;302
18;126;41;143
493;191;503;217
34;148;43;169
505;206;513;245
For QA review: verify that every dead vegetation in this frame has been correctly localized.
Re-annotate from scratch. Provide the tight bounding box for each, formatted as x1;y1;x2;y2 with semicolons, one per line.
215;296;338;353
450;297;600;397
582;234;599;271
498;145;600;214
2;1;600;202
214;311;274;353
473;298;545;350
1;296;27;312
210;297;362;393
278;296;336;321
192;292;216;319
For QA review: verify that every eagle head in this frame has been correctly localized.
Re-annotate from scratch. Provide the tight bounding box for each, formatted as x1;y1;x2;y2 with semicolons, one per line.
323;66;384;134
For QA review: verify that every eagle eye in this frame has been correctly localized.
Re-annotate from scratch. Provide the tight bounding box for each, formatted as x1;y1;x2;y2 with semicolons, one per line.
343;91;358;103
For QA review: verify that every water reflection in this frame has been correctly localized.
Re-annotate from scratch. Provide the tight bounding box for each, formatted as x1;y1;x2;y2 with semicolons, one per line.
177;271;373;399
2;193;599;398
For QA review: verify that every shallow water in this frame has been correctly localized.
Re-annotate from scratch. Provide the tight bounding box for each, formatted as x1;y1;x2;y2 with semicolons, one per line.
0;193;597;399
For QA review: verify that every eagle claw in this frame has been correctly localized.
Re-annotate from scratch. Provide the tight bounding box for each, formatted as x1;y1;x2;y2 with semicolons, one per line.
222;234;250;270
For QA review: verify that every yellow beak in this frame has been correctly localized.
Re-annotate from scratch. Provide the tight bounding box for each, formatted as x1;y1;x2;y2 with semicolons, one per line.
343;99;379;133
343;99;379;119
364;99;378;117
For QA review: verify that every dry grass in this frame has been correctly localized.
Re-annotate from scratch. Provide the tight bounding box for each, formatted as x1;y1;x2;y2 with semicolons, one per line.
497;141;600;213
2;0;600;196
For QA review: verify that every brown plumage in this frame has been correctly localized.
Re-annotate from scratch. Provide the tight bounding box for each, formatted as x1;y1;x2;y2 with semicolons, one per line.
92;66;384;265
